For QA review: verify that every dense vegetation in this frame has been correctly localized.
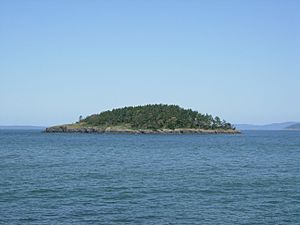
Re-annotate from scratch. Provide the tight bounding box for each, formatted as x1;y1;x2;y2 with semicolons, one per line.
80;104;235;130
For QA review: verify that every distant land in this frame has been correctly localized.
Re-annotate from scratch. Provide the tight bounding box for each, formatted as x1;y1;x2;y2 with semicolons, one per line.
46;104;239;134
235;122;300;131
286;123;300;130
0;126;46;130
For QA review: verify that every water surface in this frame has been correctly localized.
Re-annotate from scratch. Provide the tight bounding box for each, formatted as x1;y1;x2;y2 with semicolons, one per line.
0;130;299;224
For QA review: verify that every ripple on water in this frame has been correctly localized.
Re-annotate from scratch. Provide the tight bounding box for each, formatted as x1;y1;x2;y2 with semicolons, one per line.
0;130;299;224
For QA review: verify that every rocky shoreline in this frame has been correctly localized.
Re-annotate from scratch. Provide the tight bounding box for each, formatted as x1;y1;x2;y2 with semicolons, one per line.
45;125;240;134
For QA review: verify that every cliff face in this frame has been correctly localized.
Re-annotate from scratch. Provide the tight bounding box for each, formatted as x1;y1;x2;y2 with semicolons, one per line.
45;125;240;134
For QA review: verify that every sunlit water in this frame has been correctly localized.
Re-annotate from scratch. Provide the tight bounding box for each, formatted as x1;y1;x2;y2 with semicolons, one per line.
0;130;299;224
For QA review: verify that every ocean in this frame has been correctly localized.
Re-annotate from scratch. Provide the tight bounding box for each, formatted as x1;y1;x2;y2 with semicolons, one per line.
0;130;299;224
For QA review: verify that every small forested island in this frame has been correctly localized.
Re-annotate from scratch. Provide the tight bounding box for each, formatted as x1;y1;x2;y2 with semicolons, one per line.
46;104;240;134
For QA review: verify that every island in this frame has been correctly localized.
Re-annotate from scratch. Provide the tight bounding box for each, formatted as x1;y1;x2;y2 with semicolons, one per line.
45;104;240;134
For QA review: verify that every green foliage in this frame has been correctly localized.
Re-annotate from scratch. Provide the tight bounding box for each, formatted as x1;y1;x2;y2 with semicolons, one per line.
81;104;235;130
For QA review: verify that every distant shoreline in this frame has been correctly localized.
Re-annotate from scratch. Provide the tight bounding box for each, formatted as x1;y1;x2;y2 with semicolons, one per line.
0;126;45;130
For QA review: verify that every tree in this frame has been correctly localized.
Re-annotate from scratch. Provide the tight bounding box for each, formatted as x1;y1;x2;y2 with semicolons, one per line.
81;104;234;130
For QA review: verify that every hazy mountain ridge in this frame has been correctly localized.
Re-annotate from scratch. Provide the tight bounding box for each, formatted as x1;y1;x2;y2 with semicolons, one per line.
286;123;300;130
235;122;299;130
0;126;46;130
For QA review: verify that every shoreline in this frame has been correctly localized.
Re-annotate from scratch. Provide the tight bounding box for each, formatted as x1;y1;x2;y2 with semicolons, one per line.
45;126;241;134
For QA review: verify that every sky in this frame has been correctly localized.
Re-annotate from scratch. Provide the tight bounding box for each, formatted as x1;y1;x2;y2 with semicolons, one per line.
1;0;299;126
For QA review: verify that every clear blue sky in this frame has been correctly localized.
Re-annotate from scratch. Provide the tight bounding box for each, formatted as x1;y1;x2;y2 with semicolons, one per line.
1;0;299;126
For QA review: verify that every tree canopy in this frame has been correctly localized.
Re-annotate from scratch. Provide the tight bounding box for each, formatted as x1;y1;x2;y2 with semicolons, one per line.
80;104;235;130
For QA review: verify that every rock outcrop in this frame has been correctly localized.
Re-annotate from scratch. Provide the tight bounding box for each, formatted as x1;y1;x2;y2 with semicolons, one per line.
45;125;240;134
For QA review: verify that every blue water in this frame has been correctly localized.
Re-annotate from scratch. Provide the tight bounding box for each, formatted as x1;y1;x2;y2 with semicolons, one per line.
0;130;299;224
